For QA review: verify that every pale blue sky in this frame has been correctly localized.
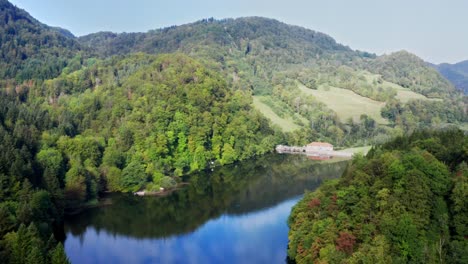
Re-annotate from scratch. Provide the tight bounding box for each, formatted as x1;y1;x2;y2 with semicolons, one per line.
8;0;468;64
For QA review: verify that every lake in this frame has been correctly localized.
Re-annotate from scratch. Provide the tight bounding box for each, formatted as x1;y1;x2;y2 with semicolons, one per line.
64;154;349;264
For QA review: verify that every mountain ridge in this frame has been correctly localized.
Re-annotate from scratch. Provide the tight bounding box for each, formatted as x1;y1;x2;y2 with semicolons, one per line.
77;16;355;64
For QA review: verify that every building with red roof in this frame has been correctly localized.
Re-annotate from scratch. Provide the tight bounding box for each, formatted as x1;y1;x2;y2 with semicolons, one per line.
306;142;333;152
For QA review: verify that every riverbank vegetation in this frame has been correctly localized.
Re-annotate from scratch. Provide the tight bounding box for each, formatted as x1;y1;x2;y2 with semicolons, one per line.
288;129;468;263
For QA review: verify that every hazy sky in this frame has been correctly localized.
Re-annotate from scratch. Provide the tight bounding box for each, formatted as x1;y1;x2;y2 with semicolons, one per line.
8;0;468;64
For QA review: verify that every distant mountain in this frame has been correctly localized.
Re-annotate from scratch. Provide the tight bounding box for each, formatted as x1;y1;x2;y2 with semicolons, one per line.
78;17;359;95
78;17;454;97
0;0;456;98
0;0;82;80
78;17;352;58
432;60;468;94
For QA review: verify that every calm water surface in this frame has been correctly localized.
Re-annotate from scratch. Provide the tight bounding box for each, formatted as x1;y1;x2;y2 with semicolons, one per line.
64;154;348;264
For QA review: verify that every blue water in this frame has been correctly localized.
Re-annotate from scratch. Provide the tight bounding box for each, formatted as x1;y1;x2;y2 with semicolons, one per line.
64;154;348;264
65;197;298;264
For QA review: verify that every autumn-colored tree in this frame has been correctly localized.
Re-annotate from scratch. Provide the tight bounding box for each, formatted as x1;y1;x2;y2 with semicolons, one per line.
335;231;356;255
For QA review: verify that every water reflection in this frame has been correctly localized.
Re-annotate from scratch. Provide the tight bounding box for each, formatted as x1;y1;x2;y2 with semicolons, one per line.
65;154;348;263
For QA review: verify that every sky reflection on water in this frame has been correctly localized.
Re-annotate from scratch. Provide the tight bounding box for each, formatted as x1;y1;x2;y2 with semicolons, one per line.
65;197;299;264
65;154;349;264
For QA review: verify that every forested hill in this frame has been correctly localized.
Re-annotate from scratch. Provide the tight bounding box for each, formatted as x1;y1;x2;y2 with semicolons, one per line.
75;17;467;145
288;129;468;263
0;0;82;81
433;60;468;94
0;53;279;263
78;17;352;58
77;17;455;97
77;17;359;96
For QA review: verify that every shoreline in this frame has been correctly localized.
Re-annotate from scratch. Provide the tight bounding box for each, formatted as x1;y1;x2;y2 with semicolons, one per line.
65;182;191;215
133;182;189;197
65;197;113;216
276;145;353;158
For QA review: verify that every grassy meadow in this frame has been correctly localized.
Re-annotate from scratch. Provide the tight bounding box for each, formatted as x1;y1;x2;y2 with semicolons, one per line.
252;96;302;132
297;83;389;124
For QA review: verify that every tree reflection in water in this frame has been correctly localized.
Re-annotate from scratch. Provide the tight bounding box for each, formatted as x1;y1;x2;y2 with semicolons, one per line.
64;154;348;263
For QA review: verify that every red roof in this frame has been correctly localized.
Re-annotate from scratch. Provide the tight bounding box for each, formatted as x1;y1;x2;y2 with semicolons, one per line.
307;142;333;147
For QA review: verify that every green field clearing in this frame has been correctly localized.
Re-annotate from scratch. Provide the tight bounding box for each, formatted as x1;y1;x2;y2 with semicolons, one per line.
340;146;372;155
297;83;389;125
361;71;442;103
252;96;301;132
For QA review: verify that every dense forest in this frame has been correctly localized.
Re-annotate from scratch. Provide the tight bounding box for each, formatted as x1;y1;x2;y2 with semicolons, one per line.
0;94;69;262
288;129;468;263
0;0;467;263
